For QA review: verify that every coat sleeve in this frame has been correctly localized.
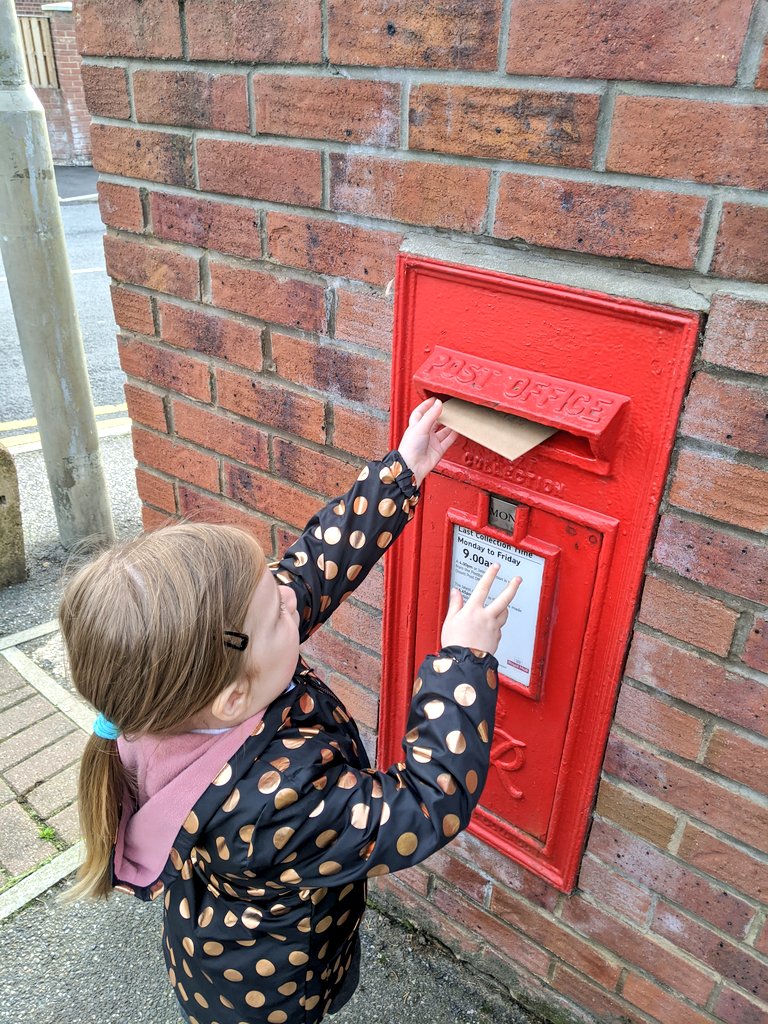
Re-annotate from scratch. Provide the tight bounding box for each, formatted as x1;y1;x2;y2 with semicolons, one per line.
271;451;420;643
247;647;499;888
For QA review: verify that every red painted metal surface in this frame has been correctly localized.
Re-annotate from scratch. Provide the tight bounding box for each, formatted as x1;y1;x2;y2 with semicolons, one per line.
380;255;700;892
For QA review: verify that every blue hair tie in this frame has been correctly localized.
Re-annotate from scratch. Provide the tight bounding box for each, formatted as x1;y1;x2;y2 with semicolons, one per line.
93;713;121;741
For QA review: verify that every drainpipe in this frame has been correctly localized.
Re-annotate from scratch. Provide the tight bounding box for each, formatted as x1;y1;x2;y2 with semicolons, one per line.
0;0;114;549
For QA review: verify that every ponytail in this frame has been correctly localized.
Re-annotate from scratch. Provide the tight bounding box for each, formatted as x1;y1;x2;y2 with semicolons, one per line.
65;735;131;901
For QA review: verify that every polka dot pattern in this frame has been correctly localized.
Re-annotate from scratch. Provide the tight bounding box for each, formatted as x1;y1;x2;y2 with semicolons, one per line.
136;454;500;1024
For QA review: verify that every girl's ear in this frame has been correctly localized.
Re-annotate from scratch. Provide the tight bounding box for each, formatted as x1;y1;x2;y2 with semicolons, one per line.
210;678;250;723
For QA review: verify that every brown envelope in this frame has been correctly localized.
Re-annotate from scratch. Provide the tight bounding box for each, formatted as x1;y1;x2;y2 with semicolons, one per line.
438;398;556;462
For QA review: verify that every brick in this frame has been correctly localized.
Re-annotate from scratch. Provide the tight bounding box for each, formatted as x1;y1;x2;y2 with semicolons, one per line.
330;154;490;233
714;987;768;1024
551;965;647;1024
637;575;738;657
604;733;768;853
682;373;768;458
150;193;261;261
91;124;194;188
506;0;751;85
271;334;391;409
451;829;559;911
493;174;705;269
410;86;599;167
758;44;768;90
272;437;354;499
74;0;182;58
210;263;326;334
118;336;211;402
331;406;389;460
97;182;144;233
132;428;219;492
354;564;384;613
5;731;87;794
329;598;382;656
302;629;381;687
104;235;199;302
177;487;272;550
613;680;705;760
678;822;768;903
561;894;716;1005
607;97;768;191
576;855;652;926
759;921;768;956
0;801;53;875
704;726;768;797
133;70;248;132
743;616;768;673
216;368;326;444
135;467;175;513
623;973;715;1024
669;449;768;533
653;514;768;605
173;402;269;470
124;382;167;433
142;506;173;531
158;302;263;373
254;75;399;146
224;465;320;531
326;674;379;732
110;285;155;335
0;716;75;772
328;0;502;70
266;214;401;288
432;884;552;977
48;803;81;846
653;902;768;1001
27;761;79;818
185;0;321;63
711;204;768;284
197;140;322;208
595;777;678;847
703;296;768;376
626;631;767;737
334;289;393;352
0;695;52;741
588;820;754;939
490;885;620;987
372;874;483;961
80;64;129;118
424;847;487;904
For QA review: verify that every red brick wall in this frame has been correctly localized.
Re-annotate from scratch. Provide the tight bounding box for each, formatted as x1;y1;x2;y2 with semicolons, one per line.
75;2;768;1022
33;8;91;164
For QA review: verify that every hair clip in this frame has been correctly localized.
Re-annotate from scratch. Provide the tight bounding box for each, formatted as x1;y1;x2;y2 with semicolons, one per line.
223;630;249;652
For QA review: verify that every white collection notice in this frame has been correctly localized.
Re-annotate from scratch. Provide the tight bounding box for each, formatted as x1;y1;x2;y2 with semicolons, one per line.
450;524;545;687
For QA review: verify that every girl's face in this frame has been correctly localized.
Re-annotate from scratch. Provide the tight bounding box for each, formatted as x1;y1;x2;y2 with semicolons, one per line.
240;572;301;713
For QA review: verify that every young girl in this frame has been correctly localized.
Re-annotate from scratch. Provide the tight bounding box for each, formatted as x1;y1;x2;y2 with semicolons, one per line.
60;398;520;1024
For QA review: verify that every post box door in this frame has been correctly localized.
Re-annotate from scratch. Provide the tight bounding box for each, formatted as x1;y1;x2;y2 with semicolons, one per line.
415;473;610;844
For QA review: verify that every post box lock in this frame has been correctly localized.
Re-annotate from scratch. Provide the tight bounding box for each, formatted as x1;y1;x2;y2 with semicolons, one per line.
381;254;700;892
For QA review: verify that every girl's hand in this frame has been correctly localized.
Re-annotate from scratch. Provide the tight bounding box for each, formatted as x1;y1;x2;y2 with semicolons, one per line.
441;565;522;656
397;398;457;486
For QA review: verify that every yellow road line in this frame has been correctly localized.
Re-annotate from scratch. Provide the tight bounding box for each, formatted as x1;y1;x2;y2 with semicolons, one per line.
0;403;128;433
2;416;131;452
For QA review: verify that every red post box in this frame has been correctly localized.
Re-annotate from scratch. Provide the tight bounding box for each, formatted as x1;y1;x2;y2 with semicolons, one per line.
380;254;700;892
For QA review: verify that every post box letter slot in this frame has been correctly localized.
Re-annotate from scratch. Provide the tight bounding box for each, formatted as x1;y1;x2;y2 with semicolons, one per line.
414;346;630;462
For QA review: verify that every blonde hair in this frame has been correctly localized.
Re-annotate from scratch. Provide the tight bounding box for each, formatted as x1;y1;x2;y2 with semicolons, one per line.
59;523;266;900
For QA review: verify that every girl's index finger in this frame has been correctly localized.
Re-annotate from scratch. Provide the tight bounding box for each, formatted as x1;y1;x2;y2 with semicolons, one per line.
487;575;523;614
466;563;501;606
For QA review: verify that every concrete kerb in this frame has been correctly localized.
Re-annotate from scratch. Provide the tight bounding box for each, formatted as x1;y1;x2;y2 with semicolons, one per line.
0;620;89;920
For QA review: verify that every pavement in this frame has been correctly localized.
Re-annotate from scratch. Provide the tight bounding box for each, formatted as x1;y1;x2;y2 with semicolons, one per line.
0;166;544;1024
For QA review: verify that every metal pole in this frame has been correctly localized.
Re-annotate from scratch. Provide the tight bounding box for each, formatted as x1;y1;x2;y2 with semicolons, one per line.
0;0;114;548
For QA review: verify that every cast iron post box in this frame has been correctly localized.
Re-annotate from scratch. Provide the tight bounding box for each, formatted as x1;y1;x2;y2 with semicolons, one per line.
380;254;700;892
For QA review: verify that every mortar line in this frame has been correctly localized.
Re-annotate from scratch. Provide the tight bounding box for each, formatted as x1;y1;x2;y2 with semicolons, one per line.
497;0;515;73
592;83;618;172
1;649;92;733
695;195;724;275
737;0;768;87
485;169;502;236
400;77;411;151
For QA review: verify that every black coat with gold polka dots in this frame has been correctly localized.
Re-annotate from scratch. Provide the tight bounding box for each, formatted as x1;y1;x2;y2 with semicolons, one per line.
115;452;500;1024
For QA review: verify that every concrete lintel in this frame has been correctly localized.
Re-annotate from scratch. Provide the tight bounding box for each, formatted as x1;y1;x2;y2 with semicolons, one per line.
399;235;726;313
40;3;73;12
